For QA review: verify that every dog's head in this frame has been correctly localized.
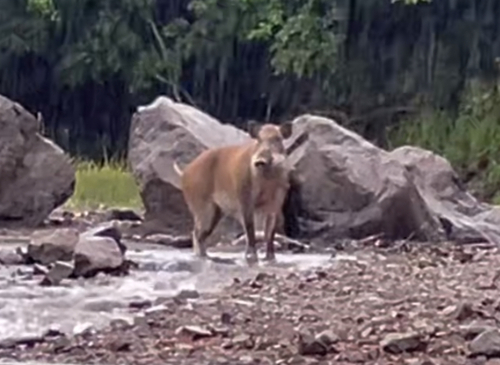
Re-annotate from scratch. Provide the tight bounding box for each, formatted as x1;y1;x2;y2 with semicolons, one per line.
248;121;293;171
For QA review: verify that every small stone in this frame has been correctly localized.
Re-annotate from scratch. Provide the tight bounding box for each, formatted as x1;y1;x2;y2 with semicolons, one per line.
41;260;74;286
33;263;49;275
380;332;427;354
175;325;213;340
50;336;71;353
469;329;500;357
73;322;95;336
0;249;26;265
441;302;474;321
221;312;232;325
297;332;331;356
129;299;152;309
238;355;255;364
109;338;132;352
314;330;339;346
110;318;133;330
175;289;200;300
232;334;254;349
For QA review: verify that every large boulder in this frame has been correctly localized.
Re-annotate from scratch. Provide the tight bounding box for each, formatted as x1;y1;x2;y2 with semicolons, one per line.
389;146;500;244
284;115;444;243
0;95;75;227
128;96;250;241
128;97;500;245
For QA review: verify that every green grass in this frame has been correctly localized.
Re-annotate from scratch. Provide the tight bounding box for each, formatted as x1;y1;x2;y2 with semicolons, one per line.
388;81;500;204
65;160;143;211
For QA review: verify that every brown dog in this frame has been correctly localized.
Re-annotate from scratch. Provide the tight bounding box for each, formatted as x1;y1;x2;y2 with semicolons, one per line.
173;121;293;264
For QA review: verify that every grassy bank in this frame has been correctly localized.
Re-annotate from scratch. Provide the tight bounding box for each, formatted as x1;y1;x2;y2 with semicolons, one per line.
65;160;142;211
388;82;500;204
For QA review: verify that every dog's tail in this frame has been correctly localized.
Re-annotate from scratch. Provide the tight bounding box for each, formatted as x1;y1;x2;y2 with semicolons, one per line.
173;161;184;177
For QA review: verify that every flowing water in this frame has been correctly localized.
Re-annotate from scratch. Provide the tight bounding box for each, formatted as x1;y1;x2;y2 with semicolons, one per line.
0;245;344;341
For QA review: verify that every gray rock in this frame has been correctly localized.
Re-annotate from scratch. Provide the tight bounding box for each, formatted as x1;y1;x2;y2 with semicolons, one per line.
470;329;500;357
81;222;126;254
41;260;74;286
459;321;497;340
0;249;26;265
27;228;79;265
175;325;213;340
128;96;251;240
73;235;124;278
391;146;500;244
380;332;427;354
0;95;75;227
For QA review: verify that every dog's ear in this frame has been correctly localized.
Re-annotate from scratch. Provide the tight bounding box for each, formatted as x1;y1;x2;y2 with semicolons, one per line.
280;122;293;139
247;120;261;139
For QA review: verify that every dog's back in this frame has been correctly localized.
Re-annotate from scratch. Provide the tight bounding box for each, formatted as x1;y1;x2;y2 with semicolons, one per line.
180;141;257;219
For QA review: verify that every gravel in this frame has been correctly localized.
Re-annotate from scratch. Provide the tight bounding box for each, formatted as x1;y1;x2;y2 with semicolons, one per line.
3;242;500;365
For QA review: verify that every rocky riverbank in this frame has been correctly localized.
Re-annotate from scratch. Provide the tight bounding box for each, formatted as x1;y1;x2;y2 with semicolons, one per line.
2;242;499;365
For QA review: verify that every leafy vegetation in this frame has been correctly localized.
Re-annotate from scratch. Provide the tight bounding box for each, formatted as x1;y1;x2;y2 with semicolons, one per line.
2;0;500;204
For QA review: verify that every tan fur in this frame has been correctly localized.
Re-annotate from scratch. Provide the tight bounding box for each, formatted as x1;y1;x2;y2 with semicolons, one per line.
174;122;293;264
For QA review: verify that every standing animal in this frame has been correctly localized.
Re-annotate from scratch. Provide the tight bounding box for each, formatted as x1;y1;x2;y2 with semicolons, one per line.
173;121;293;265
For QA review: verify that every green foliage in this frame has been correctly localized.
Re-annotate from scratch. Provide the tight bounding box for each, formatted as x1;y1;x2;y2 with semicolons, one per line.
389;81;500;202
0;0;499;203
67;160;142;210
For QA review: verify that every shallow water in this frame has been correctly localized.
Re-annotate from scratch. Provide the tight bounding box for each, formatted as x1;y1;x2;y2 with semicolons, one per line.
0;247;342;340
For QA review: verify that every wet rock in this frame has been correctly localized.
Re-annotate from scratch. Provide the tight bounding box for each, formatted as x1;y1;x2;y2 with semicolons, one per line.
175;325;214;340
146;234;192;249
33;263;49;275
470;329;500;358
40;260;74;286
73;322;95;336
81;222;126;254
129;299;152;309
104;208;142;222
0;249;26;265
380;332;427;354
229;334;254;349
174;289;200;301
27;228;79;265
0;335;45;349
73;235;124;278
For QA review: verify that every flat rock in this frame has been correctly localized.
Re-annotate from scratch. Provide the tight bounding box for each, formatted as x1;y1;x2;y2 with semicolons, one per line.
470;329;500;358
73;235;124;278
41;260;74;285
0;249;26;265
380;332;427;354
28;228;79;265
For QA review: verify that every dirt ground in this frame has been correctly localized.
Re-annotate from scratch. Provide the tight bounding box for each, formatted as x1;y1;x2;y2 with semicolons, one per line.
2;241;500;365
